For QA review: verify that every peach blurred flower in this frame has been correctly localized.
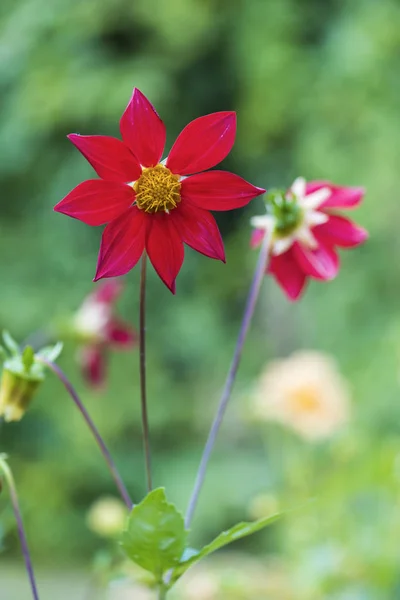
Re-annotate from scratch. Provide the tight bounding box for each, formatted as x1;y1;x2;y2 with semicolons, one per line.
251;351;351;441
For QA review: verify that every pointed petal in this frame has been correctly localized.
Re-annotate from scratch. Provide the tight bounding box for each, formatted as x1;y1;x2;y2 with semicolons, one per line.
314;215;368;248
106;319;137;347
172;203;225;262
79;346;107;389
145;213;184;293
54;180;135;226
94;207;146;280
120;88;166;167
291;177;306;198
306;181;365;210
181;171;265;210
301;188;331;210
68;134;141;182
293;240;339;280
269;249;307;301
166;112;236;175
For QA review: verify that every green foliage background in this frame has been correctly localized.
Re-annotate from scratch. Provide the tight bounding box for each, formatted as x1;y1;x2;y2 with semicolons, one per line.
0;0;399;596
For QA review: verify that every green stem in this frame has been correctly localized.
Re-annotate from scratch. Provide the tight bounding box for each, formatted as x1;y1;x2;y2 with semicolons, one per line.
0;454;40;600
185;228;272;527
38;359;133;509
158;585;167;600
139;253;153;492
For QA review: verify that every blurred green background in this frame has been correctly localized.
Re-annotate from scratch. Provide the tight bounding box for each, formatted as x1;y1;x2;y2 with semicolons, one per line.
0;0;400;597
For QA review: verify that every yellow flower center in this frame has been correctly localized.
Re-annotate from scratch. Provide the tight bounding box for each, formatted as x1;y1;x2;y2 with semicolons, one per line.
288;385;321;413
134;164;181;213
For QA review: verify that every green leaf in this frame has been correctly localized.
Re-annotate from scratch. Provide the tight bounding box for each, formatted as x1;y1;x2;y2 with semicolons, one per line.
37;342;63;363
171;513;280;582
121;488;187;582
2;332;19;356
22;346;35;373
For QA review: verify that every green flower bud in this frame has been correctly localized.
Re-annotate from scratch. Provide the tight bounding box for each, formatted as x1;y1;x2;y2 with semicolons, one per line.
0;332;62;423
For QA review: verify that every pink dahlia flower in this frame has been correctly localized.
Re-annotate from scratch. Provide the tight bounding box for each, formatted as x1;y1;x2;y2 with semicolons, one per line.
73;280;136;388
251;177;368;300
55;89;265;293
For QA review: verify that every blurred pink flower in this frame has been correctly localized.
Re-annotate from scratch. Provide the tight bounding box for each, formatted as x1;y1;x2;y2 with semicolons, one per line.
73;280;136;388
251;177;368;300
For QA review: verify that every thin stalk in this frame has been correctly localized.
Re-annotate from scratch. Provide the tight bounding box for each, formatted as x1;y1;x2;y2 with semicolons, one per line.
38;359;133;509
0;454;40;600
139;253;152;492
185;229;272;528
158;585;167;600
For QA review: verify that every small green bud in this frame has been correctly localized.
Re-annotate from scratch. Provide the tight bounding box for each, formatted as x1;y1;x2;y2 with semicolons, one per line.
0;369;42;422
0;332;63;423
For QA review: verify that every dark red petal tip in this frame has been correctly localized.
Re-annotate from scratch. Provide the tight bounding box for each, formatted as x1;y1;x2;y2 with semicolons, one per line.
120;88;166;167
166;111;237;176
54;180;135;226
181;171;265;211
67;134;141;183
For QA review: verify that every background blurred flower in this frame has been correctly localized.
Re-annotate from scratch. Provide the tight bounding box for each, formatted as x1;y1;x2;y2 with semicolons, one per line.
71;280;136;388
251;178;368;300
86;496;127;539
247;493;280;521
251;351;351;441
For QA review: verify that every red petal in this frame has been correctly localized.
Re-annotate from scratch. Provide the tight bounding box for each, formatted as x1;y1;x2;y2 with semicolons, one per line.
94;207;146;280
314;215;368;248
145;213;184;293
68;134;141;182
181;171;265;211
269;249;307;301
106;319;137;347
54;180;135;226
166;112;236;175
250;229;265;248
306;181;365;210
92;279;123;305
172;203;225;262
293;240;339;280
120;88;166;167
80;346;106;389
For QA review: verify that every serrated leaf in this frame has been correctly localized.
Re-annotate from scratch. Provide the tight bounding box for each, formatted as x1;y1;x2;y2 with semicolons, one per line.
22;346;35;372
37;342;63;363
2;332;19;356
171;512;280;582
121;488;187;582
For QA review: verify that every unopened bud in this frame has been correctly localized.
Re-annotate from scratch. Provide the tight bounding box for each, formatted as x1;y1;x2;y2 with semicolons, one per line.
0;332;63;423
0;369;42;422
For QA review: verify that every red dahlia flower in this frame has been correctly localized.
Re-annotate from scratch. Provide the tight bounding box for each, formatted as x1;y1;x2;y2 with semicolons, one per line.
72;280;136;388
55;89;265;293
251;177;368;301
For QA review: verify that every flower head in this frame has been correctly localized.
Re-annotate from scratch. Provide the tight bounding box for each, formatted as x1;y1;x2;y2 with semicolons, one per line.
251;350;350;441
71;280;136;388
251;177;368;300
0;332;62;422
55;88;265;293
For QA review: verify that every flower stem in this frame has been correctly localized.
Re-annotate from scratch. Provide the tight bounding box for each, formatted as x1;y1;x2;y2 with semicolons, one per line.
38;359;133;509
158;585;167;599
0;454;40;600
139;253;153;493
185;229;272;528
